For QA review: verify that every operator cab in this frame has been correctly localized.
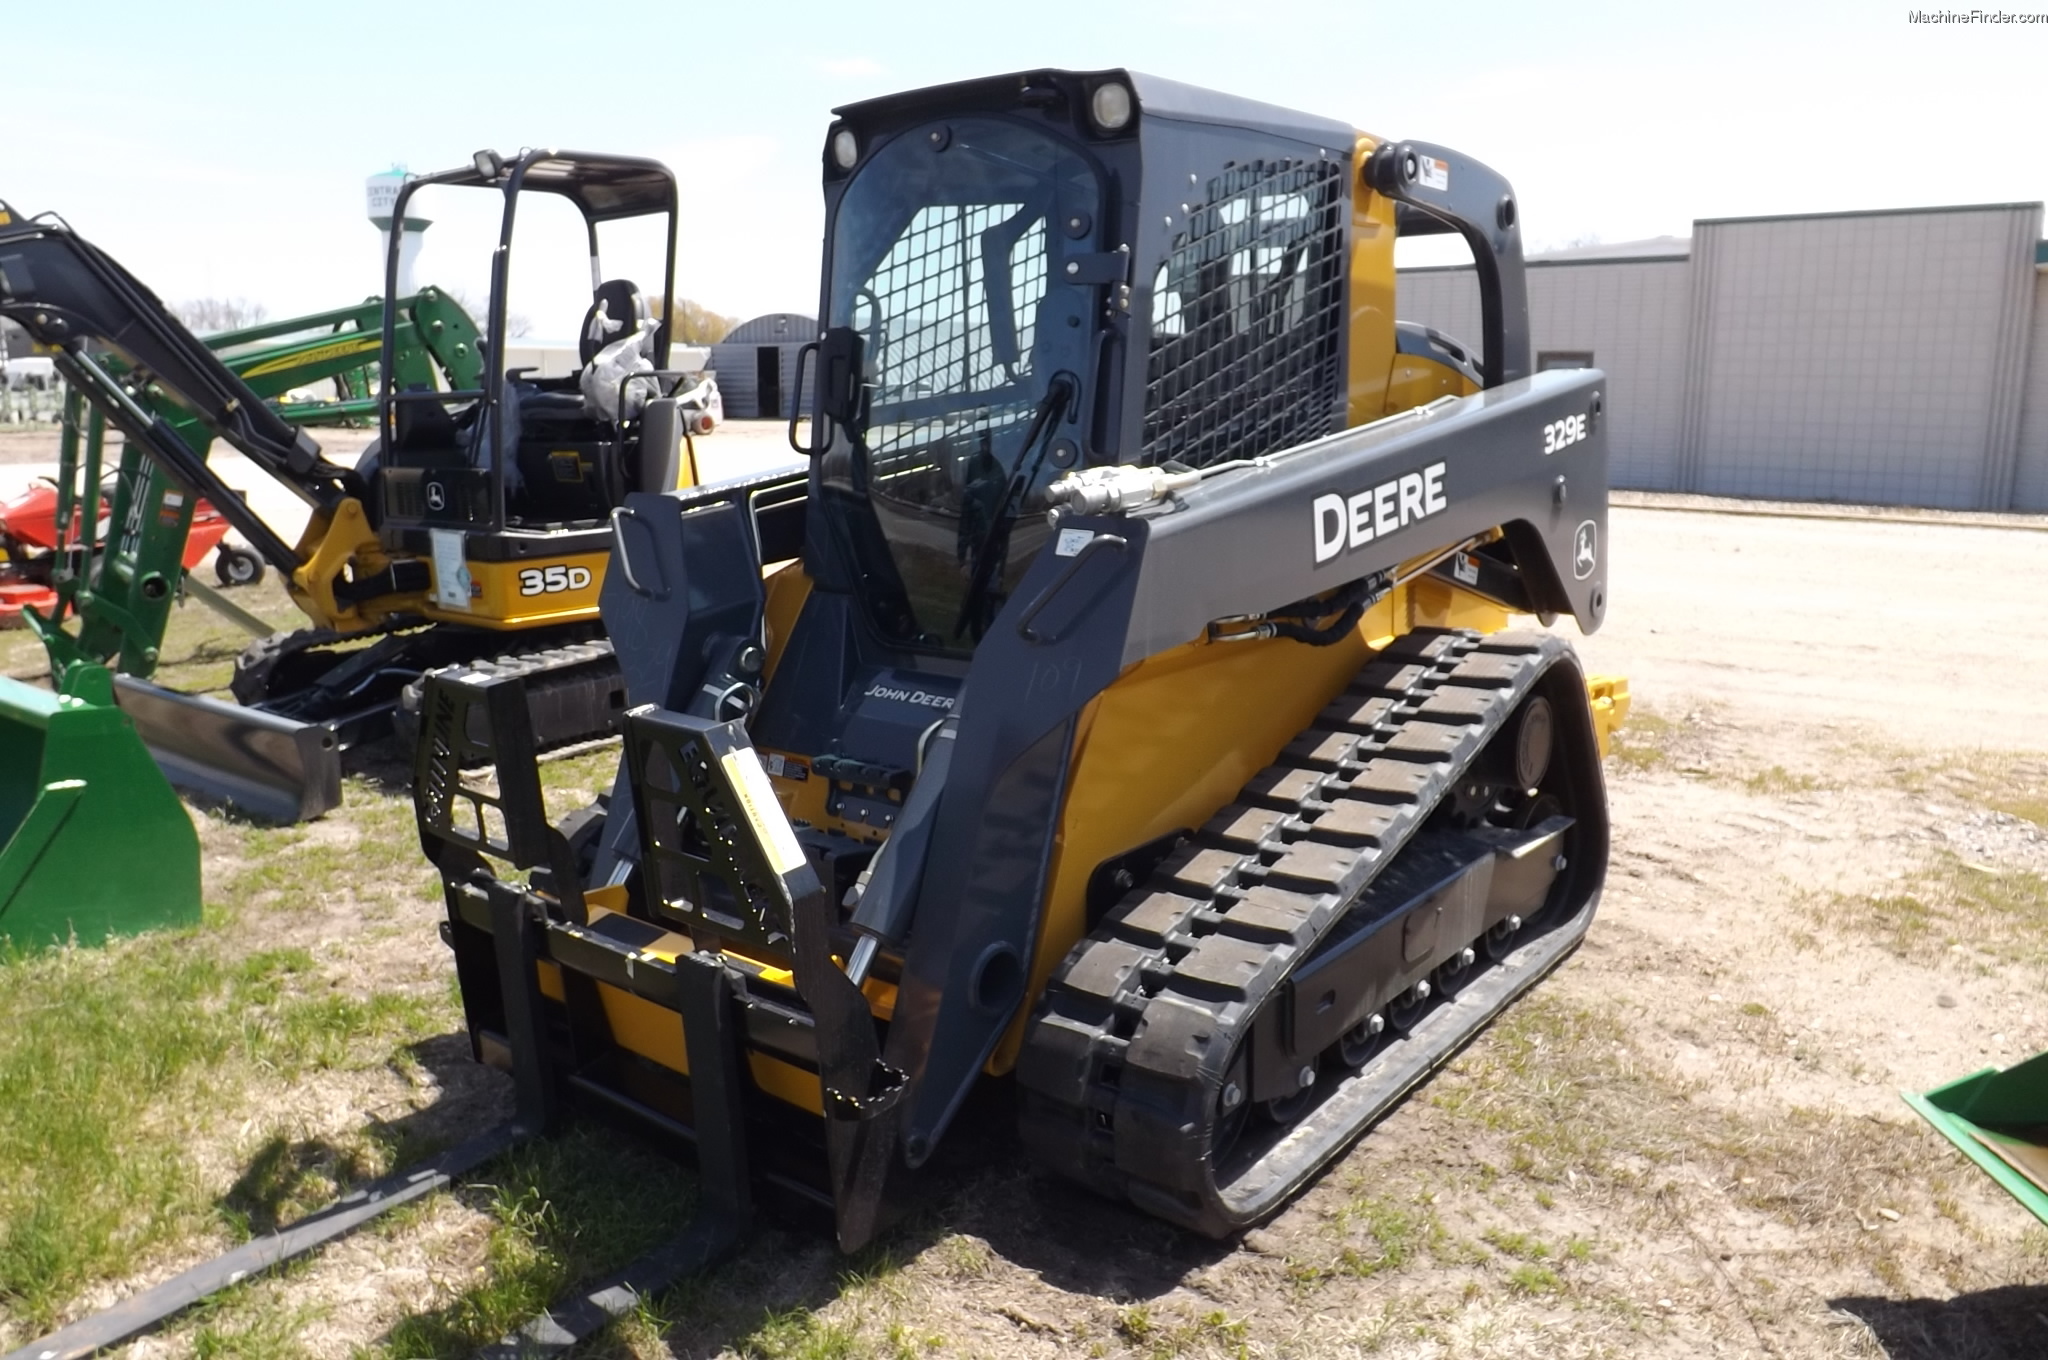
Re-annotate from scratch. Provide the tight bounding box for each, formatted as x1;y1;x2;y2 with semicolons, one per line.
749;71;1376;879
795;71;1361;660
372;150;691;553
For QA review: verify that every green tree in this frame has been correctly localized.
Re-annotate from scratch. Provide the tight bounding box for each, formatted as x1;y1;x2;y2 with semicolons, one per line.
661;298;739;345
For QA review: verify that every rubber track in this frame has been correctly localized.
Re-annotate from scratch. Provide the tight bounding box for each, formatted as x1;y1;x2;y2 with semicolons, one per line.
397;638;624;757
1017;627;1576;1236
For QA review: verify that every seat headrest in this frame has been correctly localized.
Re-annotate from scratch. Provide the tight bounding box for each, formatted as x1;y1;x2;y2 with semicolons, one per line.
580;279;646;366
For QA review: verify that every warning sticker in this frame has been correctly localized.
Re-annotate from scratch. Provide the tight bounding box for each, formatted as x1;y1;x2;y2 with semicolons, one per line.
721;747;808;877
430;528;473;611
1055;528;1092;558
762;751;809;782
1419;156;1450;192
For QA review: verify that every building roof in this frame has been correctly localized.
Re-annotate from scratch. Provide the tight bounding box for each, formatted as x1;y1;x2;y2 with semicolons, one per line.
1526;235;1691;262
718;313;818;345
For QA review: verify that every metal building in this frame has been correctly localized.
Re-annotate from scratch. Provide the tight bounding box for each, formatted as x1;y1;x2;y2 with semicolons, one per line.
708;313;817;421
1398;204;2048;512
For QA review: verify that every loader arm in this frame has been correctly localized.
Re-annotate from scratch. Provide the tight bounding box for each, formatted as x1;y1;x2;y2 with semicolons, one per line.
0;212;363;573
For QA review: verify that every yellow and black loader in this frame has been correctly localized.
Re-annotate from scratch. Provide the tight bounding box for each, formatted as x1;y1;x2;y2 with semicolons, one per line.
417;64;1627;1314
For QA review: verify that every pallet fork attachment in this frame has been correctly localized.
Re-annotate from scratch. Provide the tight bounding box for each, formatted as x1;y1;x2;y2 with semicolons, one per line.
412;664;819;1348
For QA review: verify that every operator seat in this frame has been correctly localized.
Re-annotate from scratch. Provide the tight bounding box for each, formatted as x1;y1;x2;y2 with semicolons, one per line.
580;279;649;365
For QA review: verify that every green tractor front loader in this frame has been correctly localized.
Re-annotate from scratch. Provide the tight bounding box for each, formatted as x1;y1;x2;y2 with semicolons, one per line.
0;239;480;948
0;665;199;948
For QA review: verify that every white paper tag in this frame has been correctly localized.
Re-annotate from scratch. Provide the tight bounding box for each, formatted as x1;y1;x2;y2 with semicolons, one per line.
430;528;472;610
1055;528;1092;558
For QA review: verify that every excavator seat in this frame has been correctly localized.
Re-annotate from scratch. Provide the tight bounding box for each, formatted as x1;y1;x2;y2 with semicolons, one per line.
511;382;622;524
580;278;648;365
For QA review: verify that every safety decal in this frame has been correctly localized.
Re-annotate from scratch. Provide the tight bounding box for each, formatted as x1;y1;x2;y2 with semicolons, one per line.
762;751;810;782
721;747;809;877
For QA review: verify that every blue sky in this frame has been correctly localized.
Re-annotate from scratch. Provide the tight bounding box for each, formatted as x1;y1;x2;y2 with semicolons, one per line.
6;0;2040;337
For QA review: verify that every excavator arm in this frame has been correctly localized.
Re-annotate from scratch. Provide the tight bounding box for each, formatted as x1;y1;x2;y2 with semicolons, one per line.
0;209;364;574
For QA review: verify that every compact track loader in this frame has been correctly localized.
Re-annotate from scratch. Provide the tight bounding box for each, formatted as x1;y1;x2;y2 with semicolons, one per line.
0;150;703;822
417;67;1627;1256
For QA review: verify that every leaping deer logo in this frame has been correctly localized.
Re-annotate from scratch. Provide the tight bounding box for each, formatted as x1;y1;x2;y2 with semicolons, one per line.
1572;521;1597;580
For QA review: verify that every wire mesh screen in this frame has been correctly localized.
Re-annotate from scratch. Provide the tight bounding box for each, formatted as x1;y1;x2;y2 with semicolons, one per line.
857;204;1049;480
1143;160;1348;469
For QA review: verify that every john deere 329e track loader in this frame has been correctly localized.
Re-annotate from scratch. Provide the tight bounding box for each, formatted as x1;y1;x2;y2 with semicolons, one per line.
416;68;1629;1262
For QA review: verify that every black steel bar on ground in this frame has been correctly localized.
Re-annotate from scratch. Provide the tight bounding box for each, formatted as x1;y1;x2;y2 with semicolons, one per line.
4;1124;521;1360
475;952;755;1358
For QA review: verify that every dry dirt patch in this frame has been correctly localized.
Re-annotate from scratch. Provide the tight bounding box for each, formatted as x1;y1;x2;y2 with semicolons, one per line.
5;505;2048;1358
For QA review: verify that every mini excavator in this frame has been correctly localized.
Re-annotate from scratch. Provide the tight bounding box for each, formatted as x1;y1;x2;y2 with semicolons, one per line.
0;151;701;823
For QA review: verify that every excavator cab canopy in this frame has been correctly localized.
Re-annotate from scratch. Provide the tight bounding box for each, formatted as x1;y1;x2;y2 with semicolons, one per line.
374;149;682;540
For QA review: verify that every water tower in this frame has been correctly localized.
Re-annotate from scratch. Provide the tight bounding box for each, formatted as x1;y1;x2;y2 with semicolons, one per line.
365;167;430;296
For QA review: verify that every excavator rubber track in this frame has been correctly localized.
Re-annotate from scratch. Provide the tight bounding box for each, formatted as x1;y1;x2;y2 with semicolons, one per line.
1018;627;1607;1237
395;637;626;757
235;624;624;748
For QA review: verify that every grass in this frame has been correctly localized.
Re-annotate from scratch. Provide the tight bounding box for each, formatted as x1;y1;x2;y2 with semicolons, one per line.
1607;707;1678;773
0;572;476;1335
0;549;669;1345
1412;983;1977;1314
207;778;443;918
1112;1305;1251;1360
1822;853;2048;965
1742;764;1827;795
1861;744;2048;828
370;1127;694;1358
0;934;443;1326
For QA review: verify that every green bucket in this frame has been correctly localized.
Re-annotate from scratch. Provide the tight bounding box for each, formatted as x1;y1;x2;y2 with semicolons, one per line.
0;666;201;948
1905;1052;2048;1227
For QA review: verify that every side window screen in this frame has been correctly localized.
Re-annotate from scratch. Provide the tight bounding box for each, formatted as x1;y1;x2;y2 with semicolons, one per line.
1143;160;1347;469
857;203;1050;403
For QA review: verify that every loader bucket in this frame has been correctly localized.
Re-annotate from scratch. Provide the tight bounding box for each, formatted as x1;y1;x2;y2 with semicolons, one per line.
1905;1054;2048;1227
0;666;201;949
